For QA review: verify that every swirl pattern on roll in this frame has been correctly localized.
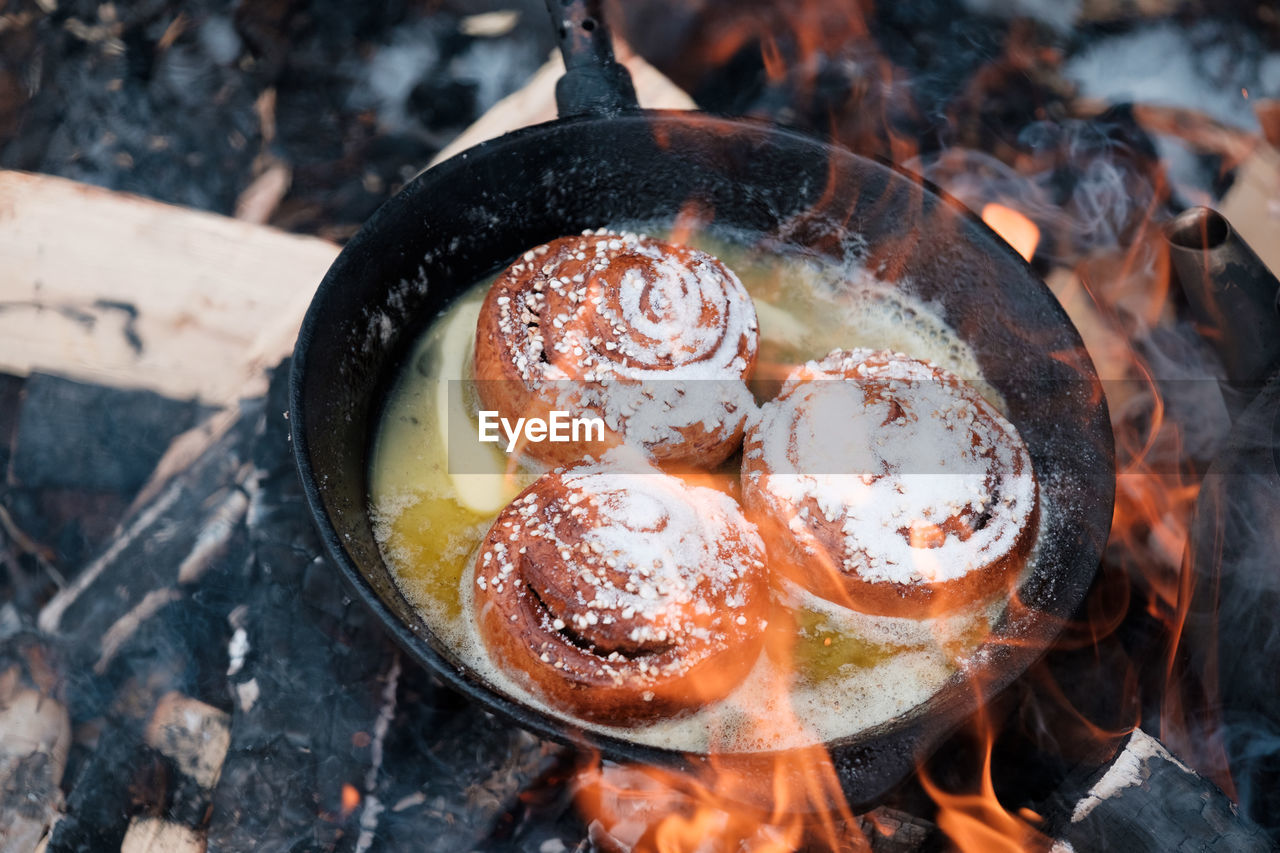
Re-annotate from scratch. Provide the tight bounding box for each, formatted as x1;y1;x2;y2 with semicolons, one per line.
474;231;758;468
472;457;769;724
741;349;1038;618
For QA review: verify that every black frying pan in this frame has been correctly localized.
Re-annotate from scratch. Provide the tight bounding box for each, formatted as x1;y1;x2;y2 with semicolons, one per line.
290;0;1115;809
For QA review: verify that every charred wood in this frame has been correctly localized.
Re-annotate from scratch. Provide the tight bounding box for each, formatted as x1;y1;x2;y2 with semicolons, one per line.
2;364;572;851
1043;728;1276;852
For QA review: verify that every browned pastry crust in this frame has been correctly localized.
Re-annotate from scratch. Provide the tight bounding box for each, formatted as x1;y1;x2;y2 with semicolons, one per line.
741;349;1039;618
472;458;769;724
473;231;758;468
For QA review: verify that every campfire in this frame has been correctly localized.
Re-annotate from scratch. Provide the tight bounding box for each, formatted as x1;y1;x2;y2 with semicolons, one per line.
2;1;1279;851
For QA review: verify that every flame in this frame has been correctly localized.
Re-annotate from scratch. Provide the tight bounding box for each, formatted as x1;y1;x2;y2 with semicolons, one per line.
917;738;1048;852
571;578;870;852
982;203;1040;262
914;158;1226;841
670;199;715;247
340;783;360;818
573;746;864;853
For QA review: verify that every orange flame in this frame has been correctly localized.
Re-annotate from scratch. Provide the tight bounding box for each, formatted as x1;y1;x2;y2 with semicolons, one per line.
574;750;865;853
340;783;360;818
982;203;1040;262
917;747;1047;852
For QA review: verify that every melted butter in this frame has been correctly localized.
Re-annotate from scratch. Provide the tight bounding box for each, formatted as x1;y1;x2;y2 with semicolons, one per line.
789;608;900;684
369;226;1025;753
380;494;489;621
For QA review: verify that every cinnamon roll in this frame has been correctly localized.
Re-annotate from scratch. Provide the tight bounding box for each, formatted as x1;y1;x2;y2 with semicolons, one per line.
472;456;769;724
741;349;1038;618
473;231;758;468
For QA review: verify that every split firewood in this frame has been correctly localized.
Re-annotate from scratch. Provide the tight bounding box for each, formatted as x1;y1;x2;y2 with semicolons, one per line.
0;40;695;408
145;692;231;792
1041;728;1276;852
0;170;337;405
1045;266;1140;388
1254;100;1280;149
109;693;233;853
1219;143;1280;282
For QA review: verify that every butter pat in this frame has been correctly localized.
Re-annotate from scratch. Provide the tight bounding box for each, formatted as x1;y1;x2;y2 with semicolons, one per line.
430;297;523;514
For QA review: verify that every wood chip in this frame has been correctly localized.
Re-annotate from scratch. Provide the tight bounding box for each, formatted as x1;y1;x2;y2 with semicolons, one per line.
120;818;206;853
144;692;231;790
460;11;520;38
0;676;72;852
234;161;292;225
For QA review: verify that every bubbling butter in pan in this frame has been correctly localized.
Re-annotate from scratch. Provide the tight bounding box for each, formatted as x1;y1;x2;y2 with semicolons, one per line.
369;226;1039;753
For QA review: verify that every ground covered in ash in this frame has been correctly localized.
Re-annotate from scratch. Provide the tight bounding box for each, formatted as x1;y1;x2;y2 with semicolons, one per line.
0;0;552;239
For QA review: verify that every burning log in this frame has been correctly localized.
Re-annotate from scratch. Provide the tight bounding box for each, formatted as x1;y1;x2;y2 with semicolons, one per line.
1042;728;1276;852
574;760;940;852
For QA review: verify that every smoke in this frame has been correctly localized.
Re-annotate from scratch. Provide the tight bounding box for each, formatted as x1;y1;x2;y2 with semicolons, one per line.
1183;381;1280;835
908;115;1162;266
1065;20;1280;197
354;28;440;132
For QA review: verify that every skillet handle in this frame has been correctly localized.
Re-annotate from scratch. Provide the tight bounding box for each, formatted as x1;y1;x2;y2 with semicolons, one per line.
544;0;639;117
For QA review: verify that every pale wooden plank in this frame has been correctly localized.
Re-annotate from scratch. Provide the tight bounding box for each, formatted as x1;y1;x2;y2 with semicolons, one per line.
430;45;696;167
1218;144;1280;280
0;170;337;403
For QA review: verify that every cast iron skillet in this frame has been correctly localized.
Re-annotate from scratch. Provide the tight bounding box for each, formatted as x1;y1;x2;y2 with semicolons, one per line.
290;0;1115;809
